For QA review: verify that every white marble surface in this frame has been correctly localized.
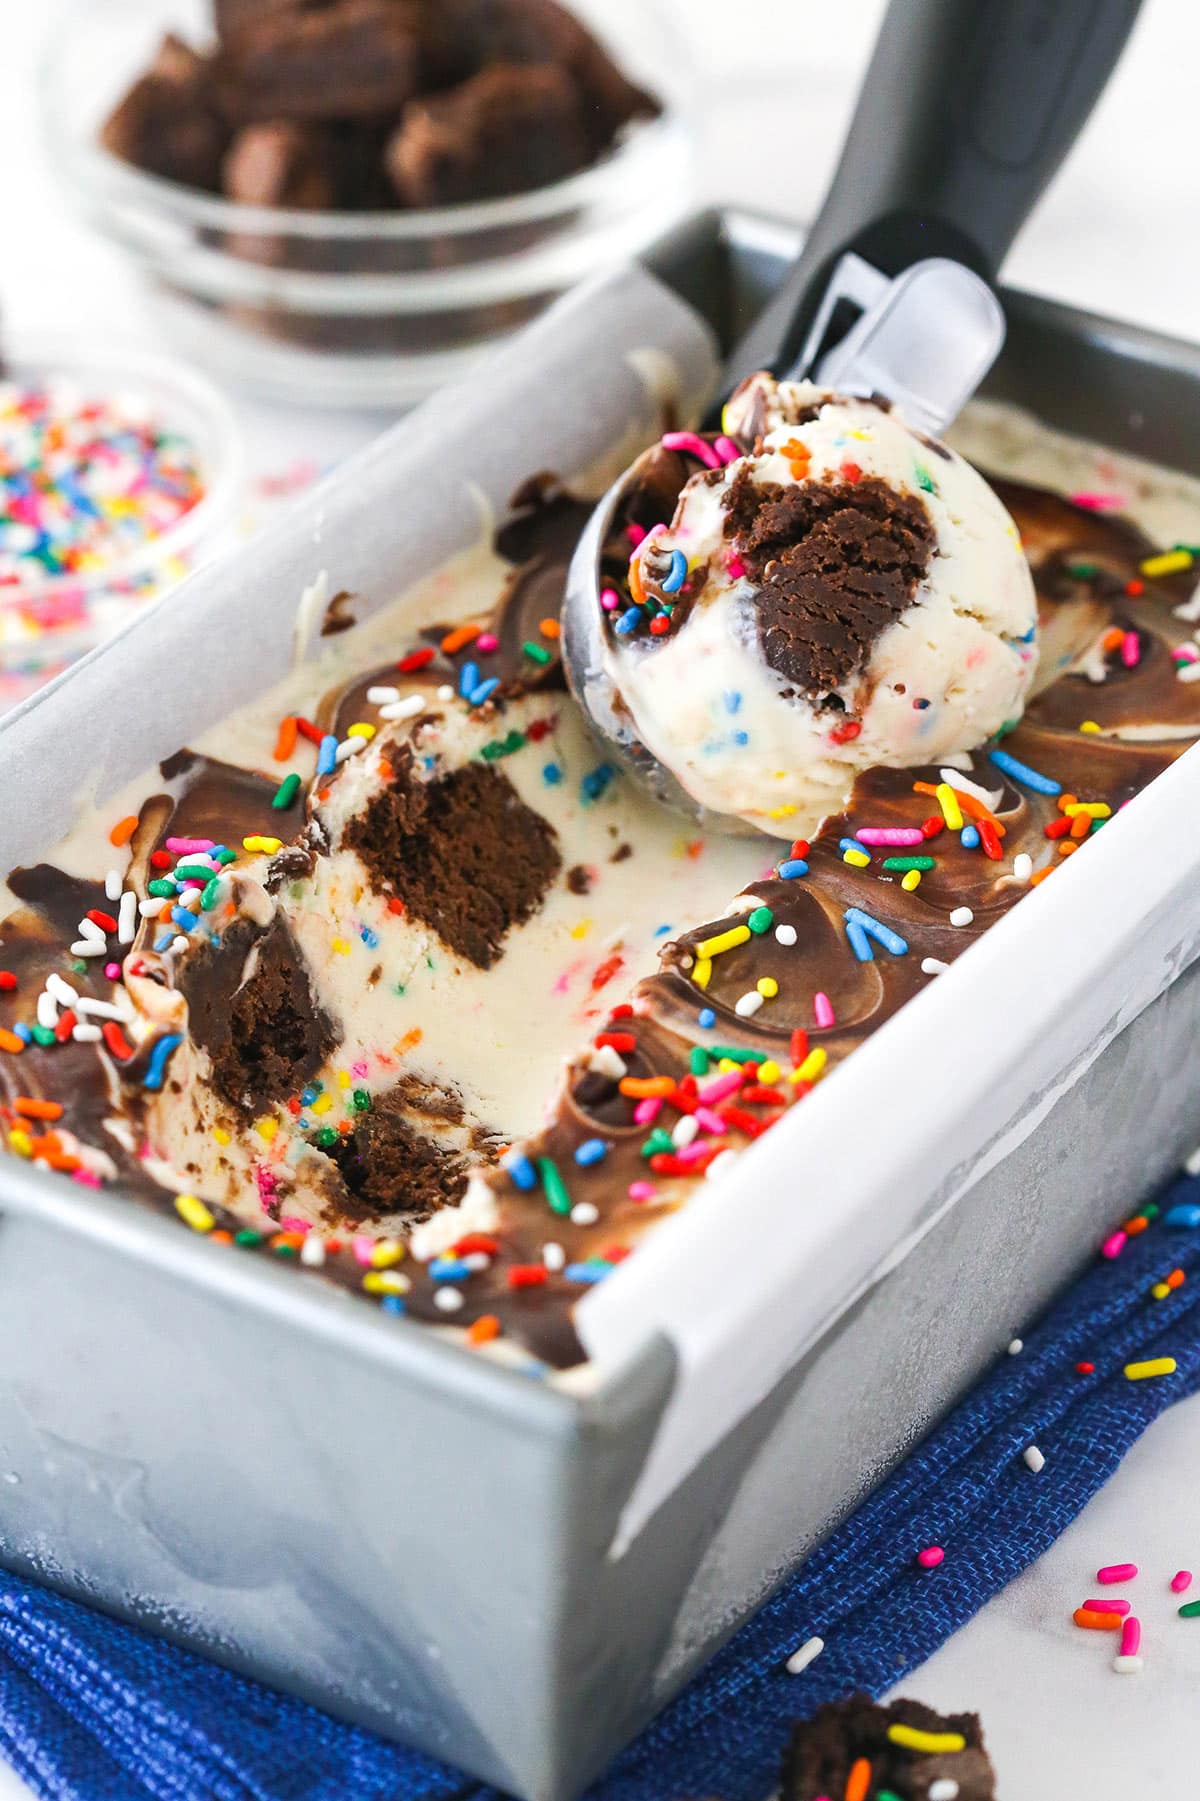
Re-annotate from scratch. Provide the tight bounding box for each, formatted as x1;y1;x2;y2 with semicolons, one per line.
2;2;1200;1796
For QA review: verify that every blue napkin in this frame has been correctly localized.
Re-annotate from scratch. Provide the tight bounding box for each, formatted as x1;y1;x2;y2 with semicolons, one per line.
2;1169;1198;1801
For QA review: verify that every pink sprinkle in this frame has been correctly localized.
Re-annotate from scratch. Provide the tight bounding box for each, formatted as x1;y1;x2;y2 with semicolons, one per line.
353;1235;375;1266
1097;1562;1138;1584
1175;644;1199;662
351;1061;368;1079
600;587;620;611
1083;1598;1131;1615
71;1167;102;1188
625;524;646;548
697;1070;743;1106
1119;1615;1142;1658
855;827;926;846
661;431;721;469
726;556;746;579
694;1106;726;1134
634;1097;661;1125
714;435;742;465
676;1139;714;1165
916;1545;944;1569
476;632;499;653
165;837;214;854
1069;491;1127;512
1121;630;1140;668
814;992;835;1030
279;1215;310;1234
254;1164;277;1203
1101;1229;1128;1260
628;1180;656;1202
104;962;121;980
1171;1570;1193;1594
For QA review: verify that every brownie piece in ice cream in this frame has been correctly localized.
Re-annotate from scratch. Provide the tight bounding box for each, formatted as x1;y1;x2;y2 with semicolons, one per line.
781;1694;996;1800
386;63;589;206
216;1;420;124
100;34;229;191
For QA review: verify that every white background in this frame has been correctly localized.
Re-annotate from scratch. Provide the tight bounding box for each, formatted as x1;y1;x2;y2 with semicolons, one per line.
2;1;1200;1795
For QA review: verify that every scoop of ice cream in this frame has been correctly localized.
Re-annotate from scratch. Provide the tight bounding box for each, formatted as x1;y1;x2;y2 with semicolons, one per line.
595;377;1040;836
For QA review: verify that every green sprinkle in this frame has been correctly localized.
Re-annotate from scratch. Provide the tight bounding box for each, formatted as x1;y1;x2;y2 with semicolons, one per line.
1143;1203;1161;1221
997;717;1021;739
708;1046;760;1064
640;1128;674;1159
1067;560;1099;578
214;847;237;866
881;855;935;872
747;906;774;934
70;960;88;976
31;1024;57;1046
147;878;176;898
537;1155;572;1215
272;772;302;810
200;877;222;911
480;730;527;761
234;1229;264;1247
689;1046;709;1077
522;640;552;666
351;1088;371;1113
393;983;406;996
315;1126;339;1150
173;862;213;881
914;465;935;493
1179;1599;1200;1618
274;1243;297;1258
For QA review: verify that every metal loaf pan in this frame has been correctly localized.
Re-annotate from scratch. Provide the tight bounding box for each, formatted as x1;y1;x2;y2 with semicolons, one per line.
1;211;1200;1801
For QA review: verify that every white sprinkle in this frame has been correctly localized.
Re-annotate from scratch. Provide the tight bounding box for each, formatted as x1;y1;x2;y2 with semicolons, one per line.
171;935;189;955
1173;583;1200;623
1112;1653;1143;1674
179;889;203;913
588;1045;626;1080
104;869;123;901
707;1149;740;1183
366;685;401;705
70;941;108;958
76;916;106;943
139;896;165;917
1008;1338;1024;1356
939;768;1002;810
1185;1144;1200;1176
672;1114;699;1149
774;923;798;947
300;1235;326;1268
437;684;455;701
929;1783;960;1801
1023;1444;1045;1473
950;906;974;927
785;1635;824;1676
543;1242;566;1272
46;974;79;1007
36;991;58;1031
571;1201;599;1227
335;736;368;764
76;998;125;1020
462;1251;491;1272
735;990;764;1018
379;694;426;722
921;957;950;976
1176;661;1200;684
434;1287;464;1312
71;1023;102;1043
1013;852;1033;882
118;892;138;944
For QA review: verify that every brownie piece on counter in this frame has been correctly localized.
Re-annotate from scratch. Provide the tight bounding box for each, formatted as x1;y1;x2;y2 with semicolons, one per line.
782;1695;996;1800
100;33;229;191
387;62;589;206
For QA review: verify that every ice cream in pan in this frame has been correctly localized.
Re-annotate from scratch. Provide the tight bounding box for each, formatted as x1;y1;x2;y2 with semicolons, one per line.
2;389;1199;1369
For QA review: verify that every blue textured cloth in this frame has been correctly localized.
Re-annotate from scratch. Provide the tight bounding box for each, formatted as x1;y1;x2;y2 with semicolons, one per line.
3;1171;1200;1801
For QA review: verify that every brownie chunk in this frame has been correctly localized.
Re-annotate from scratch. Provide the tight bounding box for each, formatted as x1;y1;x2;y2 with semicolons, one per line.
222;122;340;208
386;61;588;205
343;746;560;968
723;467;935;700
466;0;659;151
216;2;420;123
782;1695;996;1801
177;910;336;1112
100;34;229;191
311;1079;476;1223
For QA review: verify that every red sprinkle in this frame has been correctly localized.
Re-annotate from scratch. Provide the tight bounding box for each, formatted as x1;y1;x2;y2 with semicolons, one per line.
150;850;173;871
1125;579;1144;597
526;717;556;742
741;1085;787;1106
102;1021;134;1061
590;955;623;992
387;897;406;916
54;1009;77;1043
453;1234;499;1257
790;1028;809;1066
294;717;324;745
398;646;436;673
649;1150;720;1177
507;1265;548;1289
979;819;1003;861
1045;815;1072;839
601;1245;632;1264
921;816;945;839
86;910;118;933
840;461;863;483
594;1032;636;1053
0;972;16;992
649;615;671;636
1076;1361;1095;1375
611;1003;634;1019
716;1105;768;1138
790;839;811;859
829;720;862;744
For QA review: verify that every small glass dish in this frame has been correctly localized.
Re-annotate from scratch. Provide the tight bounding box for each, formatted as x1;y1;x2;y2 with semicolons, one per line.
42;0;697;410
0;341;243;710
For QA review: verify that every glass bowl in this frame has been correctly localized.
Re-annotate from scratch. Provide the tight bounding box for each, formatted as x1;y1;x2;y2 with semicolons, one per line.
0;341;243;709
42;0;697;409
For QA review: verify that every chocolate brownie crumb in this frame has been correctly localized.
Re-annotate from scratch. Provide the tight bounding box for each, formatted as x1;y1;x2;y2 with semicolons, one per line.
312;1080;474;1223
781;1694;995;1801
566;864;592;894
179;913;336;1112
723;468;935;699
321;588;358;636
344;746;560;968
386;63;588;207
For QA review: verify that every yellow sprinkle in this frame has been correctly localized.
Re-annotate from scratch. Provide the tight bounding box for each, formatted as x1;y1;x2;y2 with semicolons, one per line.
570;918;593;940
7;1129;32;1158
174;1193;214;1233
901;868;922;891
242;835;283;855
1064;801;1111;819
793;1047;827;1084
1079;721;1101;734
1124;1356;1177;1380
1152;1282;1170;1301
720;402;733;434
935;781;964;831
886;1725;966;1756
332;938;350;955
847;428;873;440
347;722;376;740
1140;549;1193;578
363;1269;411;1296
692;956;712;991
718;1058;741;1074
336;1070;351;1089
371;1238;406;1268
255;1116;279;1143
842;848;870;868
766;804;797;820
311;1092;333;1115
212;1126;231;1146
757;1059;782;1084
697;925;752;959
757;976;779;998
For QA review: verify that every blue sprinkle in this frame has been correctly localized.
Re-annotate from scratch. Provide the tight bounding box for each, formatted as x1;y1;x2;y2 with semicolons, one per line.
170;907;198;933
143;1032;183;1092
429;1258;473;1282
660;548;688;594
778;858;809;879
469;677;500;707
914;698;931;710
502;1149;538;1192
845;906;908;957
317;734;338;777
360;926;379;949
840;837;867;857
1166;1203;1200;1228
543;762;563;786
565;1262;610;1285
654;923;671;937
13;1023;32;1044
459;660;479;698
297;1118;310;1132
1018;625;1037;642
381;1295;406;1316
961;824;981;850
988;748;1061;795
153;931;174;953
846;919;874;962
615;607;643;637
582;763;616;803
723;690;743;714
575;1138;609;1167
731;730;749;746
300;1085;319;1106
698;1007;716;1029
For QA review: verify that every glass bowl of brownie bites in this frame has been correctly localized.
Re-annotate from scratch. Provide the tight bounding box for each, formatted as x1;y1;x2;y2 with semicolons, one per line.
44;0;694;406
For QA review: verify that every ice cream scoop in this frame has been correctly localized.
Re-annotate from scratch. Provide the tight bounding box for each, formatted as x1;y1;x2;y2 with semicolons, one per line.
581;378;1038;837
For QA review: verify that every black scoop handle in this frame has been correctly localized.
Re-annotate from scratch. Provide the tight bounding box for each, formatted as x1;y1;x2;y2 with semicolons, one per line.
723;0;1143;391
